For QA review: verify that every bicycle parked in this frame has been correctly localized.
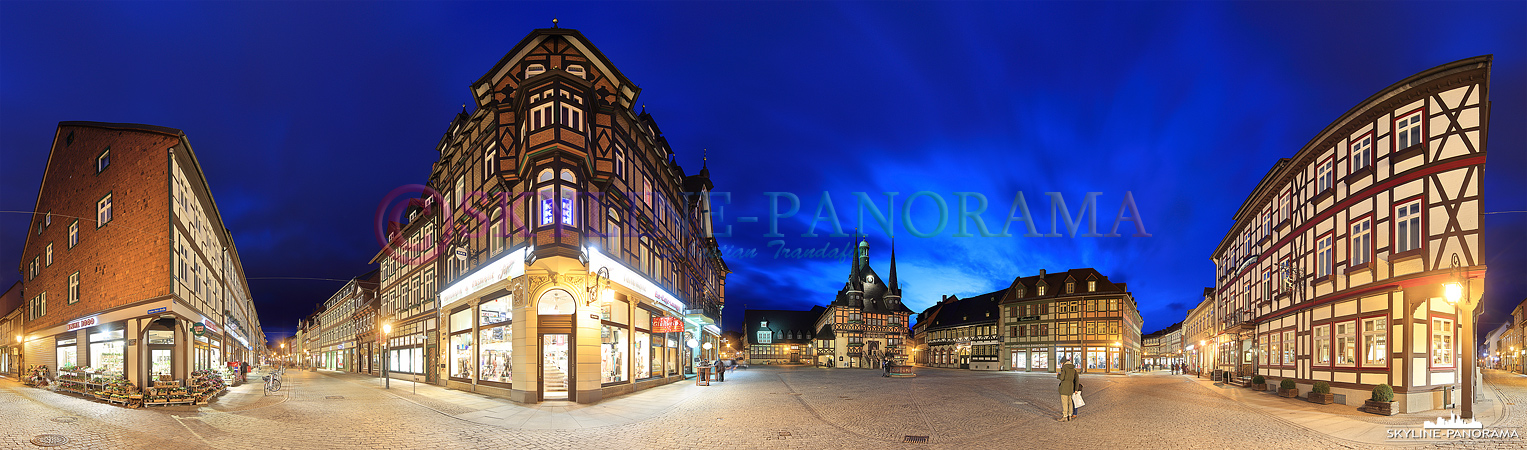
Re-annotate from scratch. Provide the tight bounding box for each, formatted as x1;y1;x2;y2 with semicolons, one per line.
263;366;285;394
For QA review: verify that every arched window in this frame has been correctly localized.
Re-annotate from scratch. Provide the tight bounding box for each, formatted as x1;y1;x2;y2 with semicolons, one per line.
566;65;586;79
606;208;622;253
537;289;576;315
538;169;554;182
525;64;546;78
535;167;578;227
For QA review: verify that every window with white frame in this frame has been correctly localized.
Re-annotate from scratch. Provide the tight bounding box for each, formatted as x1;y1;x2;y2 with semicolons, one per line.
484;146;496;179
69;220;78;248
558;170;576;225
1351;135;1372;172
1038;285;1047;296
68;272;80;304
1260;334;1270;365
1432;317;1454;367
29;257;38;280
29;292;45;321
1396;200;1423;253
97;148;110;173
606;209;621;253
531;103;552;130
1351;218;1371;266
1317;234;1333;278
613;145;626;177
1317;159;1334;193
1362;316;1387;367
1066;282;1074;294
46;243;52;266
1314;324;1331;365
524;64;545;78
756;329;772;344
1280;190;1291;223
97;193;113;227
558;91;585;132
566;65;586;79
1087;281;1095;292
1282;330;1295;365
1396;110;1424;150
1335;321;1356;366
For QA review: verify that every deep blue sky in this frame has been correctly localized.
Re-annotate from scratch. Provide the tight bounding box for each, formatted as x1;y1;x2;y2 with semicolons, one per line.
2;2;1523;346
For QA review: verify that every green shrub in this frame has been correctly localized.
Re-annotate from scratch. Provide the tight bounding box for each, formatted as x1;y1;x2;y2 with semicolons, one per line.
1251;375;1265;384
1313;381;1331;394
1372;384;1394;402
1280;379;1296;390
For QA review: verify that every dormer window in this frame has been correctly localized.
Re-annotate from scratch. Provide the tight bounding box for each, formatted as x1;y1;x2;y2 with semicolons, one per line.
1066;282;1075;294
525;64;546;78
1088;281;1096;292
566;65;586;79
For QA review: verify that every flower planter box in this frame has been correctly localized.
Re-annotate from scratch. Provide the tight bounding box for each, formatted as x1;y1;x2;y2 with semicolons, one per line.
1250;383;1267;391
1362;400;1399;416
1278;388;1299;398
1308;392;1334;404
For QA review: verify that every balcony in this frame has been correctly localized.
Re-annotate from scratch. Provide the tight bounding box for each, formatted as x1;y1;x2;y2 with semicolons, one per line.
683;301;721;325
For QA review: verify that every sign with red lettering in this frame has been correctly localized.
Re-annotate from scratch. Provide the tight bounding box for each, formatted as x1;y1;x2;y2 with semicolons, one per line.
66;316;99;332
651;316;684;333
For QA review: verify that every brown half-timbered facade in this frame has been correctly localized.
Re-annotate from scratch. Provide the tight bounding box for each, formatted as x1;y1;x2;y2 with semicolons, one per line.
998;268;1144;373
1212;56;1491;413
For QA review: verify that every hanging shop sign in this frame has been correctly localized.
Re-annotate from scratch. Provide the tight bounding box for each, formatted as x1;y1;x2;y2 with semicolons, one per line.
652;316;684;333
66;315;100;332
193;322;207;336
586;246;684;314
440;248;526;306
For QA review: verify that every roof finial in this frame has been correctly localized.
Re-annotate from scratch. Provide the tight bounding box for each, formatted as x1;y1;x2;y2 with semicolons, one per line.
552;18;559;28
703;148;708;166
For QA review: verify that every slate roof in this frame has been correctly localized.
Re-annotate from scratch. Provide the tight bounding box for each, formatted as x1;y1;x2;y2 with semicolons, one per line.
922;289;1004;331
744;306;825;344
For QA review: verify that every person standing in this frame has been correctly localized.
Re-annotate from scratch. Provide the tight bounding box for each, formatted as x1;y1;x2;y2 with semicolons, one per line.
1057;359;1079;422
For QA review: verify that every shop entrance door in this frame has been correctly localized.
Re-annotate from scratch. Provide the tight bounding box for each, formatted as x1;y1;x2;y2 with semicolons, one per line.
541;334;570;401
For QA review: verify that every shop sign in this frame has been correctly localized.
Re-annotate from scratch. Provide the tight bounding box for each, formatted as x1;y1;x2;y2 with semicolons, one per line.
440;248;526;306
65;315;100;332
201;318;221;335
652;316;684;333
193;322;206;336
586;246;685;313
1017;315;1041;321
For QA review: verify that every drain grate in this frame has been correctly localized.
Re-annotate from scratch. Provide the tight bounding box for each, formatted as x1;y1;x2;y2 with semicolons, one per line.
778;431;792;437
325;396;345;400
51;416;78;423
32;434;69;447
904;435;929;443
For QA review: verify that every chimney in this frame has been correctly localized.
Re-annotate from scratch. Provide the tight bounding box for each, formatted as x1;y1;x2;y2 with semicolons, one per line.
1039;269;1047;278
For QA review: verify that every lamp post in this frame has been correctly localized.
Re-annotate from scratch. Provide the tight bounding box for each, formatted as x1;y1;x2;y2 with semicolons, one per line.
1444;253;1478;419
382;323;391;389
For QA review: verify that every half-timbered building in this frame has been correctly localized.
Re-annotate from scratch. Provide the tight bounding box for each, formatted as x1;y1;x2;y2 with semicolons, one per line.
1212;56;1491;413
813;239;914;369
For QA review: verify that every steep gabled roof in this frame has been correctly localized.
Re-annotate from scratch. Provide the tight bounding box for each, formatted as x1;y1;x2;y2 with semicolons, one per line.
925;290;1004;331
471;27;640;109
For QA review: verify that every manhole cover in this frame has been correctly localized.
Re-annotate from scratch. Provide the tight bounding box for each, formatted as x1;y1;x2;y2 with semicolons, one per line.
51;416;78;423
904;435;929;443
325;396;345;399
778;431;792;437
31;434;69;447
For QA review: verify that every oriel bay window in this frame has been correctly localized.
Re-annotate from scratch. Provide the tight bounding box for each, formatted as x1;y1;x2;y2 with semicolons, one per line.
535;169;580;227
450;307;472;381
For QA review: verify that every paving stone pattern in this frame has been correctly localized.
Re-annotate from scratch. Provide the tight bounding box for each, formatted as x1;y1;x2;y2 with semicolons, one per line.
3;367;1527;449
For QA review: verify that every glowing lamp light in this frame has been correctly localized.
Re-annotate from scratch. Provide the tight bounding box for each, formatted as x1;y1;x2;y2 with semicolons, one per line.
383;323;392;335
1444;282;1463;305
702;342;713;350
600;288;615;304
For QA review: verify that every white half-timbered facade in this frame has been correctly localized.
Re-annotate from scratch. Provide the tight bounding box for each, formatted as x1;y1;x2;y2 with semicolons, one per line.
1211;56;1490;413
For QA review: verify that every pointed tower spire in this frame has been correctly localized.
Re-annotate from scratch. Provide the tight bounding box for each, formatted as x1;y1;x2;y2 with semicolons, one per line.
888;237;900;294
849;228;861;290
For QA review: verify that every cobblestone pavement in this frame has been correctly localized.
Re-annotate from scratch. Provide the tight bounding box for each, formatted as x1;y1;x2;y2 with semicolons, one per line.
4;367;1527;449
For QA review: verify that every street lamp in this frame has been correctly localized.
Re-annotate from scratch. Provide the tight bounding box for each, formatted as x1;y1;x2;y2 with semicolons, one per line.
381;323;391;389
1444;253;1478;419
584;266;613;307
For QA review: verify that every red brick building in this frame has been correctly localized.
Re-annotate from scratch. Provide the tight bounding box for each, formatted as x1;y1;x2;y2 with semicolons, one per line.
17;122;267;388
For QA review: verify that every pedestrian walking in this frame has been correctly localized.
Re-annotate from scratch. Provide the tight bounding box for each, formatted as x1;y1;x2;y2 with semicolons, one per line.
713;358;725;382
1057;359;1079;422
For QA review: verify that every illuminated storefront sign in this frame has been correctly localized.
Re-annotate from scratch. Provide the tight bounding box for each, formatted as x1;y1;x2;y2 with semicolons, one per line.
66;315;100;332
441;248;527;306
201;318;221;335
586;246;685;313
652;316;684;333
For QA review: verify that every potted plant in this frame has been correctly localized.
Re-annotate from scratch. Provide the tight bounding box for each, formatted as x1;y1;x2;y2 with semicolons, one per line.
1278;379;1299;398
1363;384;1398;415
1308;381;1334;404
1250;374;1267;391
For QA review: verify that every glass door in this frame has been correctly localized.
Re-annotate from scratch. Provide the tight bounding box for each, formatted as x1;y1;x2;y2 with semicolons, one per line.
541;334;570;401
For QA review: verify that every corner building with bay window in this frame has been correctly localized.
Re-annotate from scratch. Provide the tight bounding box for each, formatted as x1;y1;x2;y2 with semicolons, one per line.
17;122;266;389
1213;56;1490;413
376;26;727;404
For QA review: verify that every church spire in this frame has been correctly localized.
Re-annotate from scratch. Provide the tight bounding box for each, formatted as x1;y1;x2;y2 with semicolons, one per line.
849;228;861;291
888;237;900;294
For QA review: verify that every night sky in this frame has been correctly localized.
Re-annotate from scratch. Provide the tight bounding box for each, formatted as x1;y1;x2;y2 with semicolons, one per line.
2;2;1523;347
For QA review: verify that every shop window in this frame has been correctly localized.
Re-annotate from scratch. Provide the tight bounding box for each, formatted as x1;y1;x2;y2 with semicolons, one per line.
634;331;651;379
1432;317;1454;368
602;325;627;384
57;337;77;370
89;328;126;377
1314;325;1331;366
1362;317;1387;367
